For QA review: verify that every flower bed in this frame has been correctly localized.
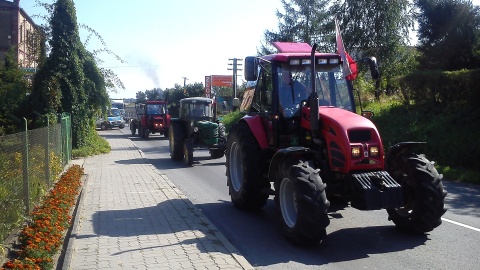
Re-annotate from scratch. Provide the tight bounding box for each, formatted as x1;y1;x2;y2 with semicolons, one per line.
2;165;83;270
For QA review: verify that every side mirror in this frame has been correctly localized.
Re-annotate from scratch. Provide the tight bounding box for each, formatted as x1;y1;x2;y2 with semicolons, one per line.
368;57;380;80
361;110;374;119
244;56;258;81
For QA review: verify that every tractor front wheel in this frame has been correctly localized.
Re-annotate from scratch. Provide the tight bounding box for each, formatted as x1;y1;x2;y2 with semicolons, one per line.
183;139;193;166
169;122;185;160
275;160;330;246
386;153;447;233
226;122;269;210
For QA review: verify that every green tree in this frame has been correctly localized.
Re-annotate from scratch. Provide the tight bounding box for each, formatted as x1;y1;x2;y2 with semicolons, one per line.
331;0;415;98
145;88;165;100
32;1;125;95
416;0;480;70
163;83;204;117
30;0;109;148
261;0;333;54
0;49;29;135
135;91;147;103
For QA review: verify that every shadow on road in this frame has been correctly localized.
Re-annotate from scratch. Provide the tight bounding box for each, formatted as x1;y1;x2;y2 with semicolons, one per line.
188;200;429;267
80;198;235;257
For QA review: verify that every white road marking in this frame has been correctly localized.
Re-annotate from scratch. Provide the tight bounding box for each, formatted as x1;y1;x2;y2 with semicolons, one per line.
442;218;480;232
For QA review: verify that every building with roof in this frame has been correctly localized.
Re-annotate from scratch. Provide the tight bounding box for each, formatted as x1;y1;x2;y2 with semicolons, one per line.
0;0;41;71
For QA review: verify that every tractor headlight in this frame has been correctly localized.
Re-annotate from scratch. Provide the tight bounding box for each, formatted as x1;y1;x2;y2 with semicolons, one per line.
301;59;311;65
369;146;379;157
351;146;361;158
318;59;328;64
330;58;339;64
194;127;199;132
290;59;300;65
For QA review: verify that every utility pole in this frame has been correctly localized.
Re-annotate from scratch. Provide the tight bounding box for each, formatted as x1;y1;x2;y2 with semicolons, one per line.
182;77;189;87
228;58;243;111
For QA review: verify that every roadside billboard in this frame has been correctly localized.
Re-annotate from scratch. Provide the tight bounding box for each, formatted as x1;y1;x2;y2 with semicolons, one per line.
211;75;233;87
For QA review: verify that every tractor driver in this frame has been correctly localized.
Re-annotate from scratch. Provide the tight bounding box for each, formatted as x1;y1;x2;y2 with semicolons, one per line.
192;103;204;116
278;70;308;118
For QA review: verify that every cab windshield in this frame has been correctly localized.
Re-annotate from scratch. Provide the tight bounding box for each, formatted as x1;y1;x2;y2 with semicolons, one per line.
278;63;354;117
146;104;166;115
186;102;213;118
109;109;121;117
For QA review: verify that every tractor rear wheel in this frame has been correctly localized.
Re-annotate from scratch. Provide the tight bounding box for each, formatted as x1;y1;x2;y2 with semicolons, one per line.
275;160;330;246
226;122;269;210
183;139;193;166
169;122;185;160
386;154;447;233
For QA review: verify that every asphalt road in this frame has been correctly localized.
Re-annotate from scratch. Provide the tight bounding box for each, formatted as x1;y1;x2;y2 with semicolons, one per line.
119;128;480;270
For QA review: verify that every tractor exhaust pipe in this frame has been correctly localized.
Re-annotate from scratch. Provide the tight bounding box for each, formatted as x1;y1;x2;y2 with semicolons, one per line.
309;43;320;142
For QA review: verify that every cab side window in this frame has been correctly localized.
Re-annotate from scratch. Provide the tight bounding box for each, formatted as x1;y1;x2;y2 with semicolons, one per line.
251;61;272;113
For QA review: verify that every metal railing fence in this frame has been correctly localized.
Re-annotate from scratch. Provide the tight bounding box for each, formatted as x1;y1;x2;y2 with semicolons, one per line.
0;113;71;243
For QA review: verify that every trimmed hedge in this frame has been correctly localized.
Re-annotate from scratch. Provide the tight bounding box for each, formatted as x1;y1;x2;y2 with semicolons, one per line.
395;69;480;114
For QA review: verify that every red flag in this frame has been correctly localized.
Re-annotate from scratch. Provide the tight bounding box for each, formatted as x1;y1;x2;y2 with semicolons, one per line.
335;19;357;81
346;53;358;81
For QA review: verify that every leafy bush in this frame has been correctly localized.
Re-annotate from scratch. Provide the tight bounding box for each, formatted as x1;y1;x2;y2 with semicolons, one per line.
220;110;243;133
365;95;480;183
72;131;110;158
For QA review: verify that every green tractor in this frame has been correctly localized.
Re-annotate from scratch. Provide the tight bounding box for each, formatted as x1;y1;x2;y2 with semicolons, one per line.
169;97;227;166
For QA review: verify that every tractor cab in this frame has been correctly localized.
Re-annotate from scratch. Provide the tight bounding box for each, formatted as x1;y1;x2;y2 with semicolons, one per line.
179;97;215;121
242;44;356;118
242;42;361;149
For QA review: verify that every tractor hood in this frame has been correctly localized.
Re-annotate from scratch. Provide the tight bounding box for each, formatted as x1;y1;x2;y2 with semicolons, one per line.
301;106;385;172
300;106;377;131
319;107;377;131
151;115;164;120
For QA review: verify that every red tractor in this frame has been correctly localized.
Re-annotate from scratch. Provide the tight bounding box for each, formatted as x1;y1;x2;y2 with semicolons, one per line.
130;100;170;139
225;42;447;246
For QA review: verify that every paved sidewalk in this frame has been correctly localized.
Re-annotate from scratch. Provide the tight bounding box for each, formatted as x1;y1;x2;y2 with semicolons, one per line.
62;131;254;269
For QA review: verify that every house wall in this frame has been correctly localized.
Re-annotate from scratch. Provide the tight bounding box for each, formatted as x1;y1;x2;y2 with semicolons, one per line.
0;0;40;69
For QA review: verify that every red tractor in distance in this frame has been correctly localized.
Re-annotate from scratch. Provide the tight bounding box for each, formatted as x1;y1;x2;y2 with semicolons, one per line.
130;100;170;139
225;42;447;246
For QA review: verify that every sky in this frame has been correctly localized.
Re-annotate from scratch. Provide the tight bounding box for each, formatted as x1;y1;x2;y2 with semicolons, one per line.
19;0;281;99
18;0;480;99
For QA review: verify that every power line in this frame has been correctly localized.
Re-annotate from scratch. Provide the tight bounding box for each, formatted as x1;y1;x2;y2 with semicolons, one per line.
100;65;161;69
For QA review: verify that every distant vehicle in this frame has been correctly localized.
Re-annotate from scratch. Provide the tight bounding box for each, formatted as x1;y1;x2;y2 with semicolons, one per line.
111;99;125;110
169;97;226;166
130;100;170;139
96;107;126;130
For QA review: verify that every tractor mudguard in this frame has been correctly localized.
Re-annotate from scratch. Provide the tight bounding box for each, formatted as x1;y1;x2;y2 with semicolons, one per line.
385;142;426;170
268;147;316;183
242;115;269;149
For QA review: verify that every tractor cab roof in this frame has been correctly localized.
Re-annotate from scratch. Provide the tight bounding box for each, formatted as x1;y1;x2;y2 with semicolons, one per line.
262;42;342;64
180;97;213;104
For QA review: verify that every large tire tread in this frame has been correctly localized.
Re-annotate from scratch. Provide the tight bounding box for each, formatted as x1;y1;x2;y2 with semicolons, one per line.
169;122;186;160
387;154;447;233
226;122;269;210
275;160;330;246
